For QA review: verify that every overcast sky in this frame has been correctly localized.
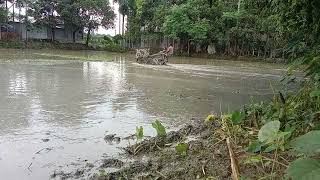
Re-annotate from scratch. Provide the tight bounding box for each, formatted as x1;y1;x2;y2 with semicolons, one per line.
97;0;124;36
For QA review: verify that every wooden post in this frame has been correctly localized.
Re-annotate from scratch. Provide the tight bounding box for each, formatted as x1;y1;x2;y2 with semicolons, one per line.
226;138;240;180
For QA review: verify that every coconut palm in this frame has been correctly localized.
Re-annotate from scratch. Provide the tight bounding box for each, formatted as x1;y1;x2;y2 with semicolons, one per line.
113;0;135;35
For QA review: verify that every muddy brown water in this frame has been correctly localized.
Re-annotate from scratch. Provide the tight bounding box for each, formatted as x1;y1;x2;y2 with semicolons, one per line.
0;49;289;179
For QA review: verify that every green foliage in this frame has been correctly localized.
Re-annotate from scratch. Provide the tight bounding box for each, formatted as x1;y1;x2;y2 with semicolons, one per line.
256;120;291;152
231;111;245;125
163;0;210;43
258;121;280;143
175;143;188;156
286;131;320;180
0;7;7;24
135;126;144;140
286;158;320;180
246;141;263;153
27;0;115;43
310;90;320;98
152;120;166;137
88;34;126;52
244;155;262;164
290;131;320;156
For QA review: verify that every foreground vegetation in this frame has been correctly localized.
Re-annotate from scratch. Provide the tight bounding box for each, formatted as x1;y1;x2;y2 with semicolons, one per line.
88;0;320;176
113;1;320;178
85;74;319;179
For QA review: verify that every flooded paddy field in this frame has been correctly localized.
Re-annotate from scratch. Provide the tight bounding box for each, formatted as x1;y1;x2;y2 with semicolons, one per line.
0;49;289;179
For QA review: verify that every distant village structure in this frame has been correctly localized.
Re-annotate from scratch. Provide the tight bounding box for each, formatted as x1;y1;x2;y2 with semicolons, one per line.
1;22;84;42
0;1;83;42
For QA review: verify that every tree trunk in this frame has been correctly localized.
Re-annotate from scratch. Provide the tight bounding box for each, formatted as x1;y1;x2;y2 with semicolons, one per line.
12;2;15;22
72;30;77;43
25;3;28;41
5;0;8;34
118;12;121;35
19;6;22;40
51;28;55;42
187;39;190;56
86;27;92;47
122;15;125;35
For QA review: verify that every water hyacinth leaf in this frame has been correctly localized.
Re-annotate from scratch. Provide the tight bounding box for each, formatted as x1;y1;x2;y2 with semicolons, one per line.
258;121;281;142
310;90;320;97
205;114;216;122
136;126;144;140
286;158;320;180
231;111;245;124
175;143;188;156
290;131;320;155
152;120;166;137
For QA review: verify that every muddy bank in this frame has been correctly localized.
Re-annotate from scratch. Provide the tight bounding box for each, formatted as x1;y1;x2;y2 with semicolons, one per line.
52;118;287;180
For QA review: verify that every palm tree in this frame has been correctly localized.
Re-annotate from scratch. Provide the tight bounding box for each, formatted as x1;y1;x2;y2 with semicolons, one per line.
113;0;135;35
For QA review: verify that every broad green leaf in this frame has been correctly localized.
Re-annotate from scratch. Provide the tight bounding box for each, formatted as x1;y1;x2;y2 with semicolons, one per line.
135;126;144;140
290;131;320;155
278;131;291;140
286;158;320;180
246;141;262;153
258;121;281;143
175;143;188;156
310;90;320;97
231;111;245;124
264;144;277;153
152;120;167;137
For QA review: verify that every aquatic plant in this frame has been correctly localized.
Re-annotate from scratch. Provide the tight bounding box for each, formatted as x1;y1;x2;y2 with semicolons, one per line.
152;120;167;137
135;126;144;140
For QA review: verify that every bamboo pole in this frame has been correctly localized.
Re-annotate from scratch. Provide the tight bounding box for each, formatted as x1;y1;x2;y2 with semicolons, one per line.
226;138;240;180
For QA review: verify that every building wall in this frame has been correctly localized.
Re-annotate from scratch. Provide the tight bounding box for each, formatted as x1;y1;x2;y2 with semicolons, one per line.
27;26;48;40
7;22;83;42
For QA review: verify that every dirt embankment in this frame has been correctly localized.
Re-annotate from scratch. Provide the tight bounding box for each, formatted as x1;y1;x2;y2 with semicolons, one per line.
89;120;230;180
53;119;287;180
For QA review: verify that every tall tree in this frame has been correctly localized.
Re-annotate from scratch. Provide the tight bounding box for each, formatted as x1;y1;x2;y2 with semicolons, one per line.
0;6;8;39
57;0;84;43
77;0;115;46
114;0;136;35
28;0;60;41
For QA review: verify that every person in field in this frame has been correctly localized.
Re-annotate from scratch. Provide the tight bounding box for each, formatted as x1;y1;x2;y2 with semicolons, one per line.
165;44;174;57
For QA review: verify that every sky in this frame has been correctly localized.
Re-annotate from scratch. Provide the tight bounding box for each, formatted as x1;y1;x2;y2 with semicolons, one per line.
97;0;125;36
4;0;123;36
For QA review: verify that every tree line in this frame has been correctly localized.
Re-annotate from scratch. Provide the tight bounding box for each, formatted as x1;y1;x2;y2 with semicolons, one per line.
119;0;320;59
0;0;116;45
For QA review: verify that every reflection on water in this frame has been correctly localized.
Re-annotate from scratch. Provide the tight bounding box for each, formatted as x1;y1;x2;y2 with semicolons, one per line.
0;49;289;180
